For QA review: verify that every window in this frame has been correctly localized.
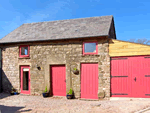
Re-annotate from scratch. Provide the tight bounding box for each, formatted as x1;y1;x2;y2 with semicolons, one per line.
19;45;29;58
83;42;98;55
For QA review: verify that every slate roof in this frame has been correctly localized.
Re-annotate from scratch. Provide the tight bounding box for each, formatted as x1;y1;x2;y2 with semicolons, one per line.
0;15;114;43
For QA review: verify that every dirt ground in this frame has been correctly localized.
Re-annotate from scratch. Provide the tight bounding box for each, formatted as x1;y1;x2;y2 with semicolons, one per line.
0;93;150;113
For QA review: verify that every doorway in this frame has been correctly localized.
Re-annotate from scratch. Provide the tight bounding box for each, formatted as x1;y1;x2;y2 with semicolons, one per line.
20;65;30;94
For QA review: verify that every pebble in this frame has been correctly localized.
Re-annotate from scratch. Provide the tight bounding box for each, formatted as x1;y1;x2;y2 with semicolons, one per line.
0;93;150;113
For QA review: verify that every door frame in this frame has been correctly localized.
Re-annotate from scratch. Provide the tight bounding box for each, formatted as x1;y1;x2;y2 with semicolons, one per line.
20;65;30;94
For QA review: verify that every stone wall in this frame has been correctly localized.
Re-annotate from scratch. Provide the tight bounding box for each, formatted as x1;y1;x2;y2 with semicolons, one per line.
2;37;110;99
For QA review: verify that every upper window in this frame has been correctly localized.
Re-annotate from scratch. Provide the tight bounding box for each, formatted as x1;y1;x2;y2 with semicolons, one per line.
83;42;98;55
19;45;30;58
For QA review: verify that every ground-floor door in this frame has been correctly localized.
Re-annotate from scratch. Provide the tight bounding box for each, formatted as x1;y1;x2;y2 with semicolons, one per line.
81;63;98;99
111;55;150;98
20;65;30;94
50;65;66;96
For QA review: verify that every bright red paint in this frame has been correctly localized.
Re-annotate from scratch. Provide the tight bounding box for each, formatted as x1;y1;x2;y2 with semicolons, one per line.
20;65;30;94
51;65;66;96
19;45;30;58
81;63;98;99
143;57;150;97
82;42;98;55
111;55;150;98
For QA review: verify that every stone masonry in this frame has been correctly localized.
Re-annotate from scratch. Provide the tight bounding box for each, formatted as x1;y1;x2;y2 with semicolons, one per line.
1;36;110;99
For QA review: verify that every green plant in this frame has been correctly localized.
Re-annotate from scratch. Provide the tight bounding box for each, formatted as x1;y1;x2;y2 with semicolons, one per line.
74;68;77;71
67;88;73;95
44;86;47;93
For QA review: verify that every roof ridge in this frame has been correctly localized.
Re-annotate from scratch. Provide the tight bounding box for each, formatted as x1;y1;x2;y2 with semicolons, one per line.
24;15;113;25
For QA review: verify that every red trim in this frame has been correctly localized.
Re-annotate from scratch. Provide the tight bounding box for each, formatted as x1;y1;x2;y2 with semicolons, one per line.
20;65;30;94
83;42;98;55
19;45;30;58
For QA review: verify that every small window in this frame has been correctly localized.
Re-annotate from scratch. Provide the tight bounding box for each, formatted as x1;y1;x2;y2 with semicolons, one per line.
83;42;98;55
19;45;29;58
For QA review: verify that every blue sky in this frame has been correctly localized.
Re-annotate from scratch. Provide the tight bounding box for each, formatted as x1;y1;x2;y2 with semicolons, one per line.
0;0;150;42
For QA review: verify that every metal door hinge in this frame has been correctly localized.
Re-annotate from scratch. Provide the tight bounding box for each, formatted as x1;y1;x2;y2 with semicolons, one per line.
111;93;128;95
145;75;150;77
111;75;128;78
111;58;128;60
145;94;150;96
144;56;150;58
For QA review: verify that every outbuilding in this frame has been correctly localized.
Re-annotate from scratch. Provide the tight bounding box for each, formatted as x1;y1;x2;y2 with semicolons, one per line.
1;15;149;99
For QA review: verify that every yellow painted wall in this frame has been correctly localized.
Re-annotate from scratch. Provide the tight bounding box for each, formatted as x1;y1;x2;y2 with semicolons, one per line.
109;39;150;57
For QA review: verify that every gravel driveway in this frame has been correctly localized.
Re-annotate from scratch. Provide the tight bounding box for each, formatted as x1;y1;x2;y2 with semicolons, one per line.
1;93;150;113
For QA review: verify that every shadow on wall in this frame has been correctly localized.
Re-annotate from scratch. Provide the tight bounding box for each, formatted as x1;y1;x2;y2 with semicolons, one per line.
1;70;13;99
0;105;32;113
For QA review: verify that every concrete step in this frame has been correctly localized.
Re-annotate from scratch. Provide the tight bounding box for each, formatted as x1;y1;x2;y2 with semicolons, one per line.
110;97;150;101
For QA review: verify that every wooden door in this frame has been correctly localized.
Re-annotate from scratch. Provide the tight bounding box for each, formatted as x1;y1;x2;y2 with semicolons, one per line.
51;65;66;96
111;55;150;98
111;57;130;97
81;63;98;99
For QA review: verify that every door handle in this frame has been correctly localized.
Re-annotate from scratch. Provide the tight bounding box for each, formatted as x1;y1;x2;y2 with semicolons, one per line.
134;77;136;82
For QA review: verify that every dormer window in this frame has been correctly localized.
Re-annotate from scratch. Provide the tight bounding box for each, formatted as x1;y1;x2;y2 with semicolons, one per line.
83;42;98;55
19;45;30;58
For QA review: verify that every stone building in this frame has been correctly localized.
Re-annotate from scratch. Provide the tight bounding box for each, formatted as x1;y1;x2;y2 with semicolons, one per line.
0;15;116;99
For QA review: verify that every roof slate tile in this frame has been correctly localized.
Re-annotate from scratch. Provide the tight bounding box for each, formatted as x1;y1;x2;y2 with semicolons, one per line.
0;15;113;43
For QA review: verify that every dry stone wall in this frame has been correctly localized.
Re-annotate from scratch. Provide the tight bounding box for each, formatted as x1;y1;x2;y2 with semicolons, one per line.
2;37;110;99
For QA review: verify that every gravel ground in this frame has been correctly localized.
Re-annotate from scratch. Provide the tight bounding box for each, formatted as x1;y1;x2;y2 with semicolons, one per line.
1;93;150;113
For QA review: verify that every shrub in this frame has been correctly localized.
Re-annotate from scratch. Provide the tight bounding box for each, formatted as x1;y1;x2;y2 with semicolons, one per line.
74;68;77;71
68;88;73;95
44;86;47;93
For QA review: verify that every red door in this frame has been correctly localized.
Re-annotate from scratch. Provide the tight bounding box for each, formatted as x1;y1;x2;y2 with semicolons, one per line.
111;56;150;98
51;65;66;96
111;57;130;97
143;57;150;97
81;63;98;99
130;57;145;97
20;66;30;94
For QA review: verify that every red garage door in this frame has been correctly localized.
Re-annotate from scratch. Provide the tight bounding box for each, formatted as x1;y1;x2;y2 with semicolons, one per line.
111;56;150;98
51;65;66;96
81;63;98;99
